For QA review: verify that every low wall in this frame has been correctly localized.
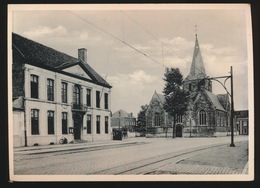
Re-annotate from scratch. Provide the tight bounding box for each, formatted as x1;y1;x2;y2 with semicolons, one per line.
146;127;173;138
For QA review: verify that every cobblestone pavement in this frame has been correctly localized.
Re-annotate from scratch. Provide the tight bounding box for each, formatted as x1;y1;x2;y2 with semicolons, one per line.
12;136;249;175
145;140;248;174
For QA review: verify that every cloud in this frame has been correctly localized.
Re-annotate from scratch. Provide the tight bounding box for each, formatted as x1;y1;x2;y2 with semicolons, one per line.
108;70;157;86
129;70;157;84
79;31;89;40
23;26;102;44
23;25;67;38
107;70;162;115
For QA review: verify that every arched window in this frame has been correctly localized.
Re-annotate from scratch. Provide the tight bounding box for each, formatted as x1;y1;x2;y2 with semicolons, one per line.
189;83;192;91
176;115;183;123
154;113;160;127
199;110;206;125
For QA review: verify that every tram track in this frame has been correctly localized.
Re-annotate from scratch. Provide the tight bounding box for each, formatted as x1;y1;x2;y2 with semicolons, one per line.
91;143;230;175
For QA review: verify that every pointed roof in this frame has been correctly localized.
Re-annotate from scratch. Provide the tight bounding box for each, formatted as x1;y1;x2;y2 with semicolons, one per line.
152;90;165;105
217;94;230;111
204;90;226;112
12;33;111;88
186;35;206;80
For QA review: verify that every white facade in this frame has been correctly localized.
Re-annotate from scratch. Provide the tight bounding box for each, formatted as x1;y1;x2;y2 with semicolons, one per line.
14;63;112;147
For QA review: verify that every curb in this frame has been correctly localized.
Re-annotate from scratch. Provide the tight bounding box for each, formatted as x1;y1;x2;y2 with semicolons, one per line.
242;161;248;174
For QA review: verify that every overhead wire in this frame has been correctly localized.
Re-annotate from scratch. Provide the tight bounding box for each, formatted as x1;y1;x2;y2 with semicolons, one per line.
121;10;207;79
67;10;167;68
99;40;114;105
67;10;209;84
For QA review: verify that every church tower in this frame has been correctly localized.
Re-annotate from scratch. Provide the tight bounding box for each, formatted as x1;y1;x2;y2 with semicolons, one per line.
183;34;212;92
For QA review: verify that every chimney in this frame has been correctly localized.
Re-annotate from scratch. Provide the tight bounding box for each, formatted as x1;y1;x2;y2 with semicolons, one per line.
78;48;87;64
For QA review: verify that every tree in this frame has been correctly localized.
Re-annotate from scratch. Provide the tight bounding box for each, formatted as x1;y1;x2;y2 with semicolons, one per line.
136;104;148;136
163;68;190;138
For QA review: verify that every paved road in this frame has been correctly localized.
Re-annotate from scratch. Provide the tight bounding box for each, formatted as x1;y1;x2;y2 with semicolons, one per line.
13;135;248;175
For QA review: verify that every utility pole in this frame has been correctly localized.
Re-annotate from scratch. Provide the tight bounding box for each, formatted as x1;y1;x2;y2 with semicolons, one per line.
230;66;235;147
119;111;121;131
190;118;192;138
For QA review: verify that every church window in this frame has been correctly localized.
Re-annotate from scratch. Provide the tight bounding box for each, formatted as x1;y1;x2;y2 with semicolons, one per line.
176;115;183;123
154;113;160;127
189;83;192;91
199;110;206;125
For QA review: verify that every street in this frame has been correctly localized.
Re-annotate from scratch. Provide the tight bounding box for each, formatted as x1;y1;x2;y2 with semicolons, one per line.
13;136;248;175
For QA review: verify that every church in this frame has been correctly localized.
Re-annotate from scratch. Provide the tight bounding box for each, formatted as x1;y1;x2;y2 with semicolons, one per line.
146;34;231;137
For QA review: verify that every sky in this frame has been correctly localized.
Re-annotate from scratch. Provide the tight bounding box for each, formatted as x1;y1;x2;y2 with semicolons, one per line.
10;4;253;117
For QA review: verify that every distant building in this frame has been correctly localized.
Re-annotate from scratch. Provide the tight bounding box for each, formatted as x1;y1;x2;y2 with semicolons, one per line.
12;33;112;147
111;109;136;131
146;34;231;137
235;110;249;135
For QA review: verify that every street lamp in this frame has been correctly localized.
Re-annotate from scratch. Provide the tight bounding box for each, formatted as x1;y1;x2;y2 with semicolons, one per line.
189;118;193;138
206;66;235;147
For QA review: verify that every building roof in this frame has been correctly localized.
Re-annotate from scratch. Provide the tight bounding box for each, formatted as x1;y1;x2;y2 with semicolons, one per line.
217;94;229;110
235;110;248;118
12;96;24;110
154;91;165;104
185;35;206;80
204;90;226;111
112;109;135;118
12;33;111;88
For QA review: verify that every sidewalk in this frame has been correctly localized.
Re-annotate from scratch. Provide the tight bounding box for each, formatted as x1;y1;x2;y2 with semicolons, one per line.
147;140;248;174
13;137;149;155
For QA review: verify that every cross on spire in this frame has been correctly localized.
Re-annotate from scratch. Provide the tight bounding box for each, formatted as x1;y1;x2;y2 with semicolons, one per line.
194;25;198;37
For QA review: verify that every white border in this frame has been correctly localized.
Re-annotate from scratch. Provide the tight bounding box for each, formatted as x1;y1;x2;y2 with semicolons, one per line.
8;3;254;182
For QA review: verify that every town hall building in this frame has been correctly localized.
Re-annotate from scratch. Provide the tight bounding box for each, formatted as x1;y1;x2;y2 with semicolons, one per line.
12;33;112;147
146;34;231;137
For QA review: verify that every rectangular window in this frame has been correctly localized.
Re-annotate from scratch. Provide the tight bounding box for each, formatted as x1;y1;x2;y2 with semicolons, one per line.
86;89;91;107
61;82;67;103
31;75;39;98
87;115;92;134
96;115;100;134
31;109;39;135
104;93;108;109
62;112;68;134
48;111;55;135
47;79;54;101
105;116;109;134
96;91;100;108
73;85;81;109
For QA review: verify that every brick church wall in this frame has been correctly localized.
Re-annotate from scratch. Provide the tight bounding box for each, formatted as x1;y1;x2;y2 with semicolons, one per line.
146;98;166;128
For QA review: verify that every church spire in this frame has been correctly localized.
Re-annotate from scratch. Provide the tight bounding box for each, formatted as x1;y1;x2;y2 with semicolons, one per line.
186;28;206;80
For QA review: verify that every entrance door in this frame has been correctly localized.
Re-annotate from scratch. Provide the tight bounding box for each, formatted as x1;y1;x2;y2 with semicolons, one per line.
73;113;82;140
176;125;183;137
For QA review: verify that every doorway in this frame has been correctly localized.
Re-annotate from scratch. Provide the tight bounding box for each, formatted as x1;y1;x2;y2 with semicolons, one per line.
73;113;82;140
176;124;183;137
